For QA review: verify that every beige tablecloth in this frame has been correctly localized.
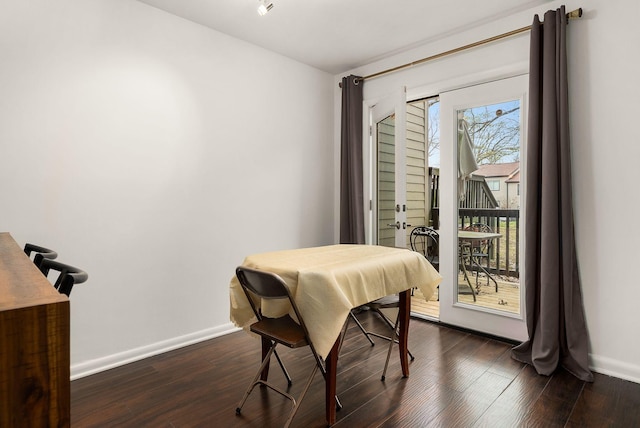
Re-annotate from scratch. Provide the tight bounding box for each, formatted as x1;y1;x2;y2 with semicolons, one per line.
229;244;442;358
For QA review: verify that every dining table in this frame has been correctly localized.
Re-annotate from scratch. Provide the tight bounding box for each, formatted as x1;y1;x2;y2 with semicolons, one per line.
229;244;441;425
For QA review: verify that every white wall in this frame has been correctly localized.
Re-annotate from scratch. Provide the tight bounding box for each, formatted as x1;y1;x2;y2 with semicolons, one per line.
0;0;335;377
335;0;640;383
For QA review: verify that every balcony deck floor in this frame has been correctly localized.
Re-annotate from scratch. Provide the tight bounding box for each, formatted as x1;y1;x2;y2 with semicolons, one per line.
411;274;521;319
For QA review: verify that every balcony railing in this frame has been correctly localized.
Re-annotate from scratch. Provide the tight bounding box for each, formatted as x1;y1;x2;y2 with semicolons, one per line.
430;208;520;279
428;167;520;278
460;208;520;278
429;167;499;227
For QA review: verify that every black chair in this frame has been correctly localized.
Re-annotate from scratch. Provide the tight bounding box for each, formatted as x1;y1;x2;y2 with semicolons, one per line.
344;231;430;380
409;226;439;271
367;295;415;381
235;266;339;427
39;258;88;297
410;226;440;301
24;243;58;268
345;295;415;381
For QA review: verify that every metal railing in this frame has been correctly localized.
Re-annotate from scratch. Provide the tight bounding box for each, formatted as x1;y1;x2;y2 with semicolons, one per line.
429;168;498;227
431;208;520;278
459;208;520;278
428;167;519;278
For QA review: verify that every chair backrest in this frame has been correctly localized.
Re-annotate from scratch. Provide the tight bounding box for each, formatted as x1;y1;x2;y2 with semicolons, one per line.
39;258;88;296
464;223;492;233
410;226;439;265
24;243;58;268
463;223;493;251
236;266;309;331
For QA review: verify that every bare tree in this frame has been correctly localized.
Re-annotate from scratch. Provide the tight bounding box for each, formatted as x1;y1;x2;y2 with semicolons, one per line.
463;104;520;164
427;98;440;158
424;99;520;166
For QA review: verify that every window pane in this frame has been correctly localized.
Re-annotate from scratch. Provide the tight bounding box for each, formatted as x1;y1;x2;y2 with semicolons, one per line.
457;99;521;314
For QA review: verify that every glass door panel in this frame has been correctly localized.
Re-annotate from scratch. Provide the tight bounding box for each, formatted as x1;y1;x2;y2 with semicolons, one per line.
457;100;521;314
407;97;441;319
369;92;441;319
439;75;528;341
371;88;407;248
376;113;397;247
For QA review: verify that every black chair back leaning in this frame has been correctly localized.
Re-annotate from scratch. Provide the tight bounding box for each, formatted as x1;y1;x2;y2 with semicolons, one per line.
24;243;58;268
39;258;88;297
235;266;327;428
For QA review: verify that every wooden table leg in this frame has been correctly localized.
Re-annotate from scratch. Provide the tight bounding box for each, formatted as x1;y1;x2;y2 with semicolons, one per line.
325;291;410;424
397;290;410;377
325;338;339;425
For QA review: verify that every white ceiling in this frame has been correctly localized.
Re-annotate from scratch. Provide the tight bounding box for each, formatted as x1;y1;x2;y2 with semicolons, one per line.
137;0;552;74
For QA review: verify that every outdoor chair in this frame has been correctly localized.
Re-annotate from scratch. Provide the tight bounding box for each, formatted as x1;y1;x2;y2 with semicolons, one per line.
462;223;498;292
410;226;439;271
410;226;440;300
458;241;477;300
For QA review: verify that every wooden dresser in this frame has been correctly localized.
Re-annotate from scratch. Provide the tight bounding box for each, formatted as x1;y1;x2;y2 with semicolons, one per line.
0;232;70;427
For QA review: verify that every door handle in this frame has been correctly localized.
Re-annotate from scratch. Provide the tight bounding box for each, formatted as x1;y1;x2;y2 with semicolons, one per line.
387;222;401;230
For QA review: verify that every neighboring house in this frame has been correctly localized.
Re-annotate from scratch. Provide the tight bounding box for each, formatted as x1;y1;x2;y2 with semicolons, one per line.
474;162;520;208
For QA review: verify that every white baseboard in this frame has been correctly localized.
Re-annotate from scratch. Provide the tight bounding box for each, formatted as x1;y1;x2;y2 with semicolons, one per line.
70;326;640;386
591;353;640;384
70;323;240;380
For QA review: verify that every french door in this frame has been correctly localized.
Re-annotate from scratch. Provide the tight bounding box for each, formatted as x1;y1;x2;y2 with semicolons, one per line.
367;87;409;248
365;76;526;341
438;74;528;341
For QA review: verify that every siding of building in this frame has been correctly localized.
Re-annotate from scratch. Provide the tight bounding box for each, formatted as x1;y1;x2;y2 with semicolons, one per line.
377;101;428;247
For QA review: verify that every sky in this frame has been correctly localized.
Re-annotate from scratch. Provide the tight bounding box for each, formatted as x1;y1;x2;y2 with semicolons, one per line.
427;99;521;168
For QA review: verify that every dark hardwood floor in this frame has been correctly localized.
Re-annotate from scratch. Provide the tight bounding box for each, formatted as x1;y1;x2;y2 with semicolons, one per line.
71;312;640;427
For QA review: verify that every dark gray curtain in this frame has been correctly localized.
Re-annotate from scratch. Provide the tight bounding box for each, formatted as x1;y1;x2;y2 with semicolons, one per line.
511;5;593;382
340;75;365;244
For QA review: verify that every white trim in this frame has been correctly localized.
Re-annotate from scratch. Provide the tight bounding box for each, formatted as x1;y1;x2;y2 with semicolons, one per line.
590;353;640;385
70;321;640;386
70;323;240;380
406;62;528;103
365;87;407;246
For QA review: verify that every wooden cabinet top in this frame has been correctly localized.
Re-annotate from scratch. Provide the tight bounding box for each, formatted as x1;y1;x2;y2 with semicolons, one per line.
0;232;68;311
